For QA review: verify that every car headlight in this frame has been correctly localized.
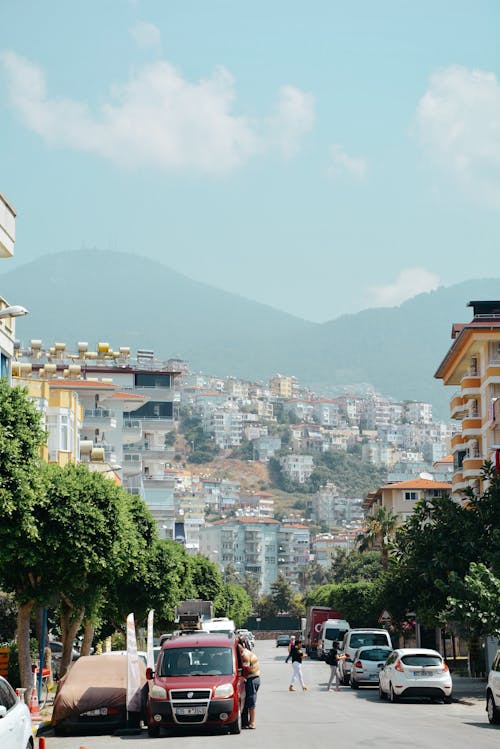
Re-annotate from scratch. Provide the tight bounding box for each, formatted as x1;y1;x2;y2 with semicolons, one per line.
214;683;234;698
150;685;167;699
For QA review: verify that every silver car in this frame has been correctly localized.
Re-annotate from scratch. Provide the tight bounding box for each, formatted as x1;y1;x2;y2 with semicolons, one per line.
350;646;393;688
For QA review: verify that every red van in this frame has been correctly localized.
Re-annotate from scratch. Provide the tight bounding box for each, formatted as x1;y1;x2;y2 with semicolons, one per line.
145;633;245;737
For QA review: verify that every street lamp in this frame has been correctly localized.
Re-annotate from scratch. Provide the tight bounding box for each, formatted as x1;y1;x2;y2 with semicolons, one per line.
0;305;29;319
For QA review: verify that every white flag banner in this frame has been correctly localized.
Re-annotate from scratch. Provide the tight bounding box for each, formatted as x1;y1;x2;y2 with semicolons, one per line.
126;613;142;712
147;609;155;669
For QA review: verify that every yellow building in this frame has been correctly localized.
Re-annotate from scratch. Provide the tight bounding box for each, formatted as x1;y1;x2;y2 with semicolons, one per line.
435;300;500;497
269;374;296;399
11;370;83;466
364;478;452;523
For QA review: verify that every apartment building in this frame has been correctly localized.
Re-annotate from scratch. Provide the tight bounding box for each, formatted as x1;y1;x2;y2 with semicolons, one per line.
278;523;310;588
199;517;281;593
363;478;452;523
202;403;243;448
280;453;314;484
13;340;180;537
0;193;20;381
269;374;296;399
435;300;500;497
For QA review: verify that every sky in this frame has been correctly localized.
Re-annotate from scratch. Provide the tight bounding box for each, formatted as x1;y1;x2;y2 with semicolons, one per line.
1;0;499;323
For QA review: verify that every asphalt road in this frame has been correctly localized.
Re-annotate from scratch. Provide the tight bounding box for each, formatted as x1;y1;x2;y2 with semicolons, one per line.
44;639;498;749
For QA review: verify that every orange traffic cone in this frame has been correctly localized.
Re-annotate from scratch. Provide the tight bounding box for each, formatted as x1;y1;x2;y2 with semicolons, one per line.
38;738;46;749
29;683;42;724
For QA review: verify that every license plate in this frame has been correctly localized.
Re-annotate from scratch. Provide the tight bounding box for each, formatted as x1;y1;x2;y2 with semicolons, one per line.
82;708;108;716
413;671;434;678
176;706;205;716
368;674;378;680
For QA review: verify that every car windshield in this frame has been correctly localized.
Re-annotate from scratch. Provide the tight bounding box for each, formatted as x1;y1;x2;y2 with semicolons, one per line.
159;647;233;676
401;654;442;667
359;648;392;661
350;634;389;648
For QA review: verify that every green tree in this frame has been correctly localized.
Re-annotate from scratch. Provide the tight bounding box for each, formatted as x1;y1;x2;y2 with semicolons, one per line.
0;380;47;691
329;549;383;584
357;506;398;570
270;573;295;613
186;555;224;603
445;562;500;640
214;583;252;627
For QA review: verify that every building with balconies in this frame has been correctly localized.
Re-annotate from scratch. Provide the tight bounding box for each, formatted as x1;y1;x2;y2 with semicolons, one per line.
13;340;181;536
363;478;452;523
435;300;500;498
0;193;18;381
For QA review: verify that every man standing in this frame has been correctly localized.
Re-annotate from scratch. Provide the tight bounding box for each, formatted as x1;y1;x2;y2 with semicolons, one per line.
238;637;261;729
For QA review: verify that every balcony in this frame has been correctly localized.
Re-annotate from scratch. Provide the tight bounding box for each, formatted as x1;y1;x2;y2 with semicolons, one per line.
486;362;500;383
461;417;482;436
450;395;466;418
123;419;142;444
462;457;483;477
83;409;117;429
461;376;481;397
123;452;142;476
136;417;174;431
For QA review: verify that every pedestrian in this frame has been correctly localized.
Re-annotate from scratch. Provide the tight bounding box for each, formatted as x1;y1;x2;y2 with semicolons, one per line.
285;635;295;663
289;636;308;691
326;642;346;692
238;636;261;729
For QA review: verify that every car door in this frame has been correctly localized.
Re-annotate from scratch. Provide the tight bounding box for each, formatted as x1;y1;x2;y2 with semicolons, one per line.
379;651;396;692
0;679;26;749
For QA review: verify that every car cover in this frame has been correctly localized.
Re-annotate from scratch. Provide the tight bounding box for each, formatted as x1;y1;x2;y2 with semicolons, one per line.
52;654;146;723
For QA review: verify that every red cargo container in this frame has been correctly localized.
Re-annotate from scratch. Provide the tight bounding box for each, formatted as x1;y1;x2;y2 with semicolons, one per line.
304;606;344;657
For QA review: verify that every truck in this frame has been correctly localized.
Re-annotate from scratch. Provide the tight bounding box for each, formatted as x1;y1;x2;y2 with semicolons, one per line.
174;600;214;632
304;606;345;657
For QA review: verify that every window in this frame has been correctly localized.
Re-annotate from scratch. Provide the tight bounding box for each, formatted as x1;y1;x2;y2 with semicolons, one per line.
134;373;172;388
404;491;417;500
0;680;15;710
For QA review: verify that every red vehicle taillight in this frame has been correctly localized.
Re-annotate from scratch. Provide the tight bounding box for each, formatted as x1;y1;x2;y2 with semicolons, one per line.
354;660;363;669
395;659;404;672
442;662;449;672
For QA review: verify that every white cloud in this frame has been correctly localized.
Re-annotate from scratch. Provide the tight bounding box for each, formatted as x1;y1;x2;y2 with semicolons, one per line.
370;268;440;307
0;50;315;174
328;144;367;180
129;22;162;51
415;65;500;208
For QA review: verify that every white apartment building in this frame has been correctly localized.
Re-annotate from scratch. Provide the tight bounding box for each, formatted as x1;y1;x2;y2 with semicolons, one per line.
280;453;314;483
202;403;243;448
403;400;433;424
13;340;180;539
0;193;19;381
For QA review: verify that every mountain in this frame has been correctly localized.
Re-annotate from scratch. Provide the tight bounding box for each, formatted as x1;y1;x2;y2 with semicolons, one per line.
2;250;499;416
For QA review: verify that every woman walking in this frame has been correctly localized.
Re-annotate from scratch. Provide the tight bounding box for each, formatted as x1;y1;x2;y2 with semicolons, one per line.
326;642;346;692
289;637;307;691
238;637;261;728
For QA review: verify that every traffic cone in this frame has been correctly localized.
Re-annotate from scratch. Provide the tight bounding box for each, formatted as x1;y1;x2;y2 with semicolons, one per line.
29;683;42;724
38;738;46;749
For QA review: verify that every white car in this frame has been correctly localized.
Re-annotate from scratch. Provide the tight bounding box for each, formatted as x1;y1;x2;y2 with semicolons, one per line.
486;649;500;724
349;646;393;688
378;648;452;703
0;675;33;749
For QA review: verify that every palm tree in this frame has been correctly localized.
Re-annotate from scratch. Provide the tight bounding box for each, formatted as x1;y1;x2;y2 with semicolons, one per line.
357;506;398;570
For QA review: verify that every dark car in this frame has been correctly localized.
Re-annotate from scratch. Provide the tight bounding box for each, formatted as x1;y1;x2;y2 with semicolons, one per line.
276;634;291;647
51;654;146;735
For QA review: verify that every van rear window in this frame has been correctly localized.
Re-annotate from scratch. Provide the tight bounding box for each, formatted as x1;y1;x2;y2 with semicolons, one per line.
325;628;344;640
350;634;390;648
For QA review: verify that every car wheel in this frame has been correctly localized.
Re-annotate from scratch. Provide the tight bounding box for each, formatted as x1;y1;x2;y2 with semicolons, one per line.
487;692;500;724
443;694;453;705
389;684;399;703
148;724;161;738
350;678;359;689
342;673;350;686
378;684;386;700
228;708;242;734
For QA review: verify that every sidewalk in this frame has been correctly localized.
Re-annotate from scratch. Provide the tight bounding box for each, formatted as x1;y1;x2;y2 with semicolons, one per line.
452;676;486;702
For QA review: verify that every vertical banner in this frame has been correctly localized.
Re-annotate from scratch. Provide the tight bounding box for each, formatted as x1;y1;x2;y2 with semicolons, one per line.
126;613;142;712
147;609;155;669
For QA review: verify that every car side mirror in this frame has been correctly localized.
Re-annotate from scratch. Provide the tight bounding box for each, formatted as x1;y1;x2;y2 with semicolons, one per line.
0;706;7;719
146;667;154;680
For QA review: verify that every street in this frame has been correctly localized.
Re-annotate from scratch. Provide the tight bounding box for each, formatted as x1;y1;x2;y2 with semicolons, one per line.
43;639;497;749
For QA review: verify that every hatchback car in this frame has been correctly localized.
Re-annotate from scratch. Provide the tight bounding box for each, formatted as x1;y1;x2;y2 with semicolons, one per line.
276;634;291;647
349;646;393;688
0;675;33;749
378;648;452;703
338;628;392;685
486;649;500;724
145;633;246;737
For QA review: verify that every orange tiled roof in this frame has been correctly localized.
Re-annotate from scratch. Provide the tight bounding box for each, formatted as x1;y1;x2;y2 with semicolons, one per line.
379;478;452;490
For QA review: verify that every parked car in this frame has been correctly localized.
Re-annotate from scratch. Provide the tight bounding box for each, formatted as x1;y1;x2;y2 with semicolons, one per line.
349;646;393;688
145;632;246;737
378;648;452;703
276;634;291;648
100;650;148;665
48;640;80;679
0;674;33;749
486;648;500;724
52;654;146;735
236;629;255;649
317;618;350;660
339;628;392;685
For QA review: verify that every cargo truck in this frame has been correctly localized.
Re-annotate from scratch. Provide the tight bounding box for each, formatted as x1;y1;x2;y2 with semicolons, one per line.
304;606;344;657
